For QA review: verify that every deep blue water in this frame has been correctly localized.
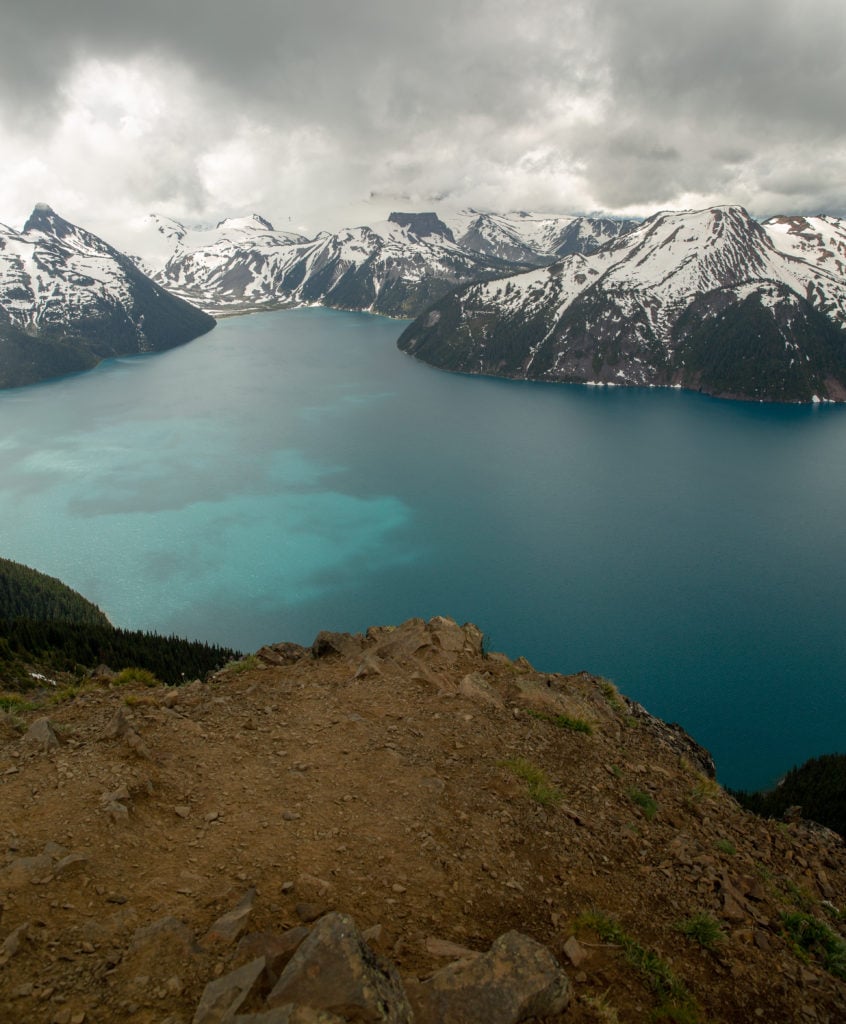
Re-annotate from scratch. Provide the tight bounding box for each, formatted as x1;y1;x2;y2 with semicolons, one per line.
1;307;844;790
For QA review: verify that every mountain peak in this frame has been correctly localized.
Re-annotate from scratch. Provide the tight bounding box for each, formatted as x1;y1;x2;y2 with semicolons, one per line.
23;203;75;238
214;213;275;232
388;211;455;242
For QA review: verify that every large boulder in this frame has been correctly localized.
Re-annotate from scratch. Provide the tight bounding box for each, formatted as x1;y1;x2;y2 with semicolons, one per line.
406;930;571;1024
267;912;412;1022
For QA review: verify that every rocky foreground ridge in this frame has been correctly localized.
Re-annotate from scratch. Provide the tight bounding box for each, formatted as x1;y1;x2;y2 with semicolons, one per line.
2;616;845;1023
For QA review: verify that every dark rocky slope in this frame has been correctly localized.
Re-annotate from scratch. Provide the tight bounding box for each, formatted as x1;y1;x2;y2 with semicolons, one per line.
398;206;846;403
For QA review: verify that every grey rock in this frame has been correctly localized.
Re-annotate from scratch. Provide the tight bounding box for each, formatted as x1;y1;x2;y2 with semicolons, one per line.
0;921;31;965
562;935;589;968
256;642;308;666
369;618;432;662
294;903;325;924
22;717;60;751
193;956;266;1024
424;936;480;960
429;616;483;657
43;840;69;859
354;654;382;679
100;707;151;758
406;930;570;1024
267;912;412;1022
311;631;365;660
5;853;54;888
101;707;131;740
235;927;311;985
54;852;88;876
130;916;195;957
458;673;504;708
104;800;130;822
203;888;256;947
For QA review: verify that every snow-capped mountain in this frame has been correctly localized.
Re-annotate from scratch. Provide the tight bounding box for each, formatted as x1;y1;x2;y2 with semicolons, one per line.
157;212;523;317
0;204;215;388
129;212;309;277
439;210;637;265
398;205;846;403
549;216;640;258
763;215;846;280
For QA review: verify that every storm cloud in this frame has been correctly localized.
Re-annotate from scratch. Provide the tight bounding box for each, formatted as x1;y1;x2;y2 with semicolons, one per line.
1;0;844;241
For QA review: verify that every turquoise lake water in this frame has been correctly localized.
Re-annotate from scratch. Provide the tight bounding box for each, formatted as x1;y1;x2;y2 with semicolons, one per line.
1;307;844;790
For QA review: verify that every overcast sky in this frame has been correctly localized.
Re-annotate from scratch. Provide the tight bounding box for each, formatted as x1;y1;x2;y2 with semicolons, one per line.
1;0;845;245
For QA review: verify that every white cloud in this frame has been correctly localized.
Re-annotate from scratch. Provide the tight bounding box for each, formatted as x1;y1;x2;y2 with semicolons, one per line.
1;0;845;238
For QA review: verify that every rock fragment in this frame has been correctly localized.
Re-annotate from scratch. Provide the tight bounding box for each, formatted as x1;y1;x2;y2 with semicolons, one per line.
193;956;266;1024
267;912;412;1022
406;930;570;1024
235;927;311;985
203;889;257;947
0;920;31;965
22;717;60;751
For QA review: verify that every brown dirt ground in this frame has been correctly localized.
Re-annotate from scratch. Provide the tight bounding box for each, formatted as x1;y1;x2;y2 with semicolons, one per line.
1;615;845;1023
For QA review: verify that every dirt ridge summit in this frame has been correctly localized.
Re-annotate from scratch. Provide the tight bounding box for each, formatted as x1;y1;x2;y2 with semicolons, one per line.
2;616;845;1022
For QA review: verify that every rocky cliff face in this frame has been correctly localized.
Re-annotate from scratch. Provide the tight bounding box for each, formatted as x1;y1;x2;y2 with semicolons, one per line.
398;206;846;403
2;615;845;1023
0;205;215;389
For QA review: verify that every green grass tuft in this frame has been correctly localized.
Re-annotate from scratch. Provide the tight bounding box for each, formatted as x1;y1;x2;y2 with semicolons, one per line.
222;653;260;675
576;911;701;1021
628;787;658;821
0;690;38;713
113;667;164;688
781;912;846;979
501;756;563;806
527;708;593;734
676;912;725;950
598;678;625;712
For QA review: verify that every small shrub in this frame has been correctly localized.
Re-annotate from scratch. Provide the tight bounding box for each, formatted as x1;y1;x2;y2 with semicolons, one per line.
501;756;562;806
527;708;593;734
582;991;620;1024
222;654;259;675
49;684;82;705
715;838;736;856
123;693;159;707
691;773;721;801
628;787;658;821
113;667;163;688
781;912;846;979
0;691;38;713
598;679;625;712
676;912;725;950
784;879;815;912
